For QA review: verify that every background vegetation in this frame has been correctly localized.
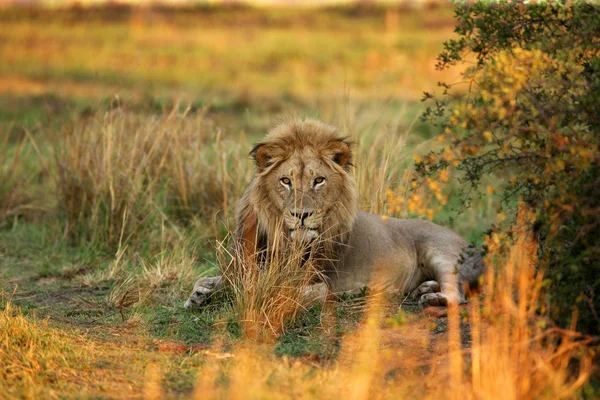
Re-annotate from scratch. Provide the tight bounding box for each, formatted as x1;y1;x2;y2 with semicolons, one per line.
419;1;600;336
0;1;597;398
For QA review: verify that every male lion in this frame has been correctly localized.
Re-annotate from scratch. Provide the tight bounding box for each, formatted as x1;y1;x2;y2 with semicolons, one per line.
185;119;484;310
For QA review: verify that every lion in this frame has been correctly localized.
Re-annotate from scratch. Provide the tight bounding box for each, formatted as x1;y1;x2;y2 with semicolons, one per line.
185;119;485;310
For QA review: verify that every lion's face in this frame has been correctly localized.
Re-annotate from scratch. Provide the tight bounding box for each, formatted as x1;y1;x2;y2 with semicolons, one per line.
247;120;357;245
266;150;345;242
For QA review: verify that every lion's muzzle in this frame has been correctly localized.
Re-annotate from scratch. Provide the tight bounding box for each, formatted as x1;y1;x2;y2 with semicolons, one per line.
285;209;322;242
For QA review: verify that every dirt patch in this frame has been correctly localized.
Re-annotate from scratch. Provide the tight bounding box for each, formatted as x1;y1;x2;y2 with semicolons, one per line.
9;283;115;326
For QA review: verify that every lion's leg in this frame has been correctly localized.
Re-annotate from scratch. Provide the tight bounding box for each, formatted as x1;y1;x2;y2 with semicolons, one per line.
419;255;466;309
184;275;223;310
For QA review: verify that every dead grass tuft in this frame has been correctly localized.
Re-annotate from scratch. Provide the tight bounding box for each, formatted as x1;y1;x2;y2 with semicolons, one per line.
52;105;251;247
0;132;40;227
0;297;85;399
219;228;326;340
107;243;198;316
164;107;253;222
452;210;594;399
107;245;196;316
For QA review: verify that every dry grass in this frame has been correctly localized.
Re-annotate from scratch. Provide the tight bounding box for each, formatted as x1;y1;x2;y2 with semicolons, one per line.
54;108;168;245
445;211;593;399
52;106;252;247
347;108;414;215
0;133;40;227
0;294;205;399
0;298;86;399
108;241;198;314
218;228;327;340
0;7;456;102
164;106;253;222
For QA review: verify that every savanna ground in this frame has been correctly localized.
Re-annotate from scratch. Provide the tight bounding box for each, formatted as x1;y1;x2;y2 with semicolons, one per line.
0;3;596;399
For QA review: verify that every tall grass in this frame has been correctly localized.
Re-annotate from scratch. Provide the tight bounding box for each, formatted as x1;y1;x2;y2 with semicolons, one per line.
350;113;413;215
52;106;252;247
164;109;252;222
445;210;593;399
218;227;326;340
0;132;41;227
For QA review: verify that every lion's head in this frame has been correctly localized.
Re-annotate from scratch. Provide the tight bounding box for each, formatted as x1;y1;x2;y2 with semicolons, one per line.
236;119;358;261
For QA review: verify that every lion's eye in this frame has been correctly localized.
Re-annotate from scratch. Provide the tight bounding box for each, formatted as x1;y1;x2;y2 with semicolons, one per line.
281;177;291;186
314;177;325;185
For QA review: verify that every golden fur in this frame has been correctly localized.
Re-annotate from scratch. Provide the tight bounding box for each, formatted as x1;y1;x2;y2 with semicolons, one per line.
185;119;485;310
235;119;358;267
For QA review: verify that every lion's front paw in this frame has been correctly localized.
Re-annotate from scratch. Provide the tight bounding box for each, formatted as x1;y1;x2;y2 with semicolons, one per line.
184;276;222;310
184;286;211;310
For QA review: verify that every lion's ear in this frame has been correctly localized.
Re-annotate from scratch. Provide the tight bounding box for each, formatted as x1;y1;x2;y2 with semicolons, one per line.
250;143;274;170
328;140;352;170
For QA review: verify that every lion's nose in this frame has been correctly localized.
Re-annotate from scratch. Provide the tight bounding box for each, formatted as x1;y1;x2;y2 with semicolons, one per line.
291;211;312;225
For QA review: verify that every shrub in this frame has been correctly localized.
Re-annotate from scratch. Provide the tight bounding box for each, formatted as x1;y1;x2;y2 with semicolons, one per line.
419;1;600;334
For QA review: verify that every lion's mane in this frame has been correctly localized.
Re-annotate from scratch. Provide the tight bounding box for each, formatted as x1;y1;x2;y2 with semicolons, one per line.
235;119;359;264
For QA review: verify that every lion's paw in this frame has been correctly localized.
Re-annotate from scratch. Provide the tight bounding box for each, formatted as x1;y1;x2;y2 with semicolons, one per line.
418;291;464;309
418;292;450;308
410;280;440;299
184;276;222;310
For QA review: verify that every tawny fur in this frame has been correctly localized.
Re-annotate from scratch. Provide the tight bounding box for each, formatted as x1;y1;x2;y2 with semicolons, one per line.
185;119;485;310
237;119;358;265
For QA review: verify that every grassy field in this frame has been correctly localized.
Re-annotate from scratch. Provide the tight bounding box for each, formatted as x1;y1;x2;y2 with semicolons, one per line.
0;4;595;399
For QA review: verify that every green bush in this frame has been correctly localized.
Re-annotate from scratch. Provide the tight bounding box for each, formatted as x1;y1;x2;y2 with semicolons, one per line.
420;1;600;334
